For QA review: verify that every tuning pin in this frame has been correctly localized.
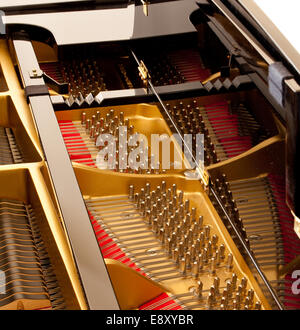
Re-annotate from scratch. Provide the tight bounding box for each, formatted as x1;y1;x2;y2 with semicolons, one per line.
215;250;220;266
150;190;156;204
171;183;177;196
198;215;203;229
207;241;213;258
172;196;177;208
109;109;115;119
95;121;101;134
173;209;180;225
219;244;225;260
145;183;151;196
86;119;91;130
166;238;173;256
113;115;120;127
185;252;191;270
210;257;217;274
178;241;184;258
213;277;220;294
244;297;251;308
96;110;101;121
226;253;233;270
91;114;96;126
211;234;218;247
81;112;86;124
152;218;158;234
140;201;146;216
198;253;204;270
94;131;100;144
179;258;187;275
247;289;254;306
191;261;198;278
191;208;196;222
231;273;237;290
172;247;179;264
178;191;183;204
168;201;174;215
157;212;163;228
105;113;110;124
206;293;214;309
179;204;185;219
226;281;232;298
168;215;175;231
209;285;216;299
90;125;95;138
237;284;243;296
221;296;228;309
157;199;163;213
241;277;248;293
119;112;124;125
155;185;161;196
139;188;145;200
109;119;116;133
183;235;189;249
204;225;210;240
255;301;261;310
162;207;168;222
167;188;172;201
145;210;152;225
185;213;191;226
159;228;165;243
185;200;190;213
160;193;166;207
152;204;158;219
187;228;194;243
222;288;228;301
199;232;205;249
134;192;139;204
233;299;239;310
194;238;200;254
197;280;203;299
203;247;208;264
161;181;166;194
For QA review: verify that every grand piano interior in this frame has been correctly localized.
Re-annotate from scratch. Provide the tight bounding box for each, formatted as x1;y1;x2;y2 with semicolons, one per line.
0;0;299;310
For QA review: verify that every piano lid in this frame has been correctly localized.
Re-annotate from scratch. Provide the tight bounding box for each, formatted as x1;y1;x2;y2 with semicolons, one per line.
1;0;199;45
0;0;91;6
0;0;129;10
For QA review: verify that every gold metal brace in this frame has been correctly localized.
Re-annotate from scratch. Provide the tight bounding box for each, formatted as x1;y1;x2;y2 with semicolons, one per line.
293;211;300;239
140;0;149;16
138;60;150;88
